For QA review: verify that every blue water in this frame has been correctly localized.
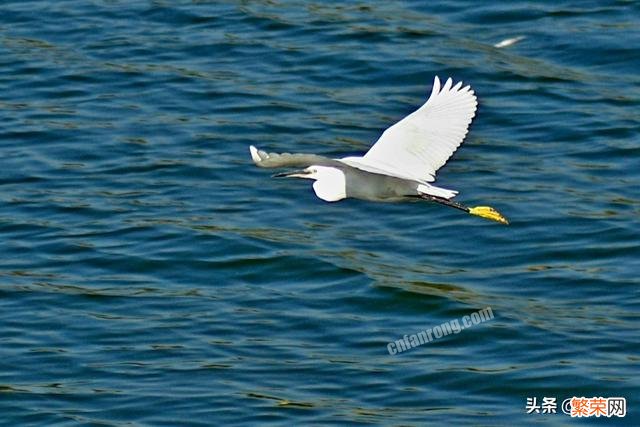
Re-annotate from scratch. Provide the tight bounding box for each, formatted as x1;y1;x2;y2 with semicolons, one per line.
1;0;639;424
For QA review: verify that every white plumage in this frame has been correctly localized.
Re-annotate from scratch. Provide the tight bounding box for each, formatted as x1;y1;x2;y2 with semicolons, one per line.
339;76;477;185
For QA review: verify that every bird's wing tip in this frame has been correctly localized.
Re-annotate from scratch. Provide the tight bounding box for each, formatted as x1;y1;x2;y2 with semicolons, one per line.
432;75;471;97
429;76;442;99
249;145;262;163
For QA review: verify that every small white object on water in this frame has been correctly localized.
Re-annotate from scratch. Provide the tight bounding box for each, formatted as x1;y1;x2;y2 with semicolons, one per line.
494;36;526;48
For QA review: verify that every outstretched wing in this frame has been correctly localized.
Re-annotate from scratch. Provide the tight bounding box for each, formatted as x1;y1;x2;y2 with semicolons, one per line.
358;76;477;183
249;145;340;168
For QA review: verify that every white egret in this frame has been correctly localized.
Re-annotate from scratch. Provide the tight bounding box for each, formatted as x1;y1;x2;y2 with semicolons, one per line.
249;76;508;224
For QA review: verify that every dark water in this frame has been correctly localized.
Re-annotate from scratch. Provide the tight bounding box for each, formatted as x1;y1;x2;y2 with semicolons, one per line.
1;0;639;424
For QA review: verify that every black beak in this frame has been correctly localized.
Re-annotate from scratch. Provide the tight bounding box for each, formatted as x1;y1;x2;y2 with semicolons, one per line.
272;169;309;178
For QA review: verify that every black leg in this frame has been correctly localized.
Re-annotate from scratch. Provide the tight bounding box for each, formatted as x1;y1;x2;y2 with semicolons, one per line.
418;194;470;212
415;193;509;224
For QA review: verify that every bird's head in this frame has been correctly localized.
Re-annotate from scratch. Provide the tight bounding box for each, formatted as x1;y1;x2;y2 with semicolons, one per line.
273;165;347;202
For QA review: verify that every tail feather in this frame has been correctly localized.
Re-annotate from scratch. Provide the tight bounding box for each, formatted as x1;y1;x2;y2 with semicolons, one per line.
417;183;458;199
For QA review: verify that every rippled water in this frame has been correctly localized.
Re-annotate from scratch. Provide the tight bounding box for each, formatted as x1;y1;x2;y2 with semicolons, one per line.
1;0;639;424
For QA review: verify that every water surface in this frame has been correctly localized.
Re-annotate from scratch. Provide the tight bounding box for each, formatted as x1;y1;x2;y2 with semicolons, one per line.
1;0;639;424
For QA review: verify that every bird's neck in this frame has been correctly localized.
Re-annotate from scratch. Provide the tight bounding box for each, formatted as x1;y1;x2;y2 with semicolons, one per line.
312;169;347;202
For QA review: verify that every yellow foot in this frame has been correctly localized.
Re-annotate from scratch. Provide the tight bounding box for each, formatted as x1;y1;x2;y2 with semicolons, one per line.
469;206;509;225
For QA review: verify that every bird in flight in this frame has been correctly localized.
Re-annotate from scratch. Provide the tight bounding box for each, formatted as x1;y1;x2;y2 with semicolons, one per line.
250;76;508;224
